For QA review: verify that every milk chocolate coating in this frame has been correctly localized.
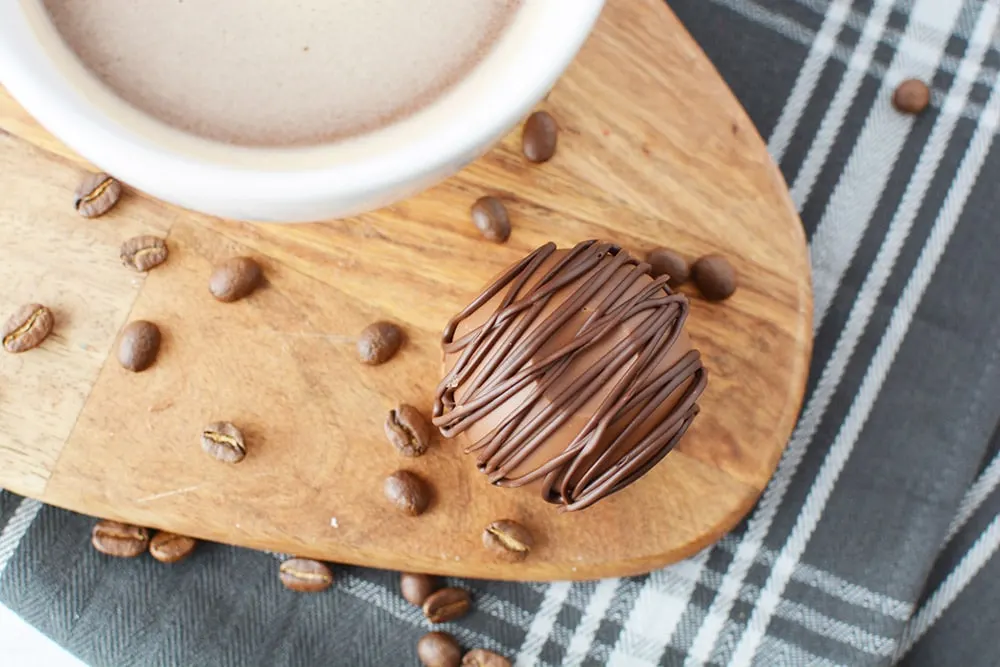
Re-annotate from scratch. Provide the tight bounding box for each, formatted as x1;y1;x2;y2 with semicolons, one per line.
433;240;707;511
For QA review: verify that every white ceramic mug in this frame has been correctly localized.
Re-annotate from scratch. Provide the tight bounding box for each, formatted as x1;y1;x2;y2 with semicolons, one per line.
0;0;605;222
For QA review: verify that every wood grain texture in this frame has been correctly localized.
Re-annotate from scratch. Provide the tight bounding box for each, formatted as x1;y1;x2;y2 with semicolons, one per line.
0;0;811;580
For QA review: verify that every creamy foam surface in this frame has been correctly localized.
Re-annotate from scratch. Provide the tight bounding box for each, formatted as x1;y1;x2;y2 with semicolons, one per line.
42;0;520;146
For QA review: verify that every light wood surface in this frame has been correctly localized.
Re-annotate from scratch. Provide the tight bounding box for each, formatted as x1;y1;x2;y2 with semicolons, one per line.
0;0;811;580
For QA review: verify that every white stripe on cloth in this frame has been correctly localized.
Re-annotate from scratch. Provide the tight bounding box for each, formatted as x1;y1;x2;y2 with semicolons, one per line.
765;0;854;164
549;534;911;624
0;498;42;576
728;14;1000;663
267;553;533;663
611;0;900;661
893;513;1000;660
562;578;621;667
514;581;572;667
788;0;896;211
276;550;898;659
807;0;967;328
694;562;897;657
718;535;913;620
712;0;1000;110
755;633;845;667
682;0;962;662
607;550;710;665
945;449;1000;543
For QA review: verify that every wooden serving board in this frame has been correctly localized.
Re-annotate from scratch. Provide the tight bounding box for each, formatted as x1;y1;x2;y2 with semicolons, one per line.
0;0;811;581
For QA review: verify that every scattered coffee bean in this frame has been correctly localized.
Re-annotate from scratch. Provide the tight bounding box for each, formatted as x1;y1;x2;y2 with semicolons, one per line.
120;235;168;272
893;78;930;115
384;470;430;516
385;404;432;457
357;321;403;365
646;248;690;289
148;531;197;563
2;303;54;353
470;197;511;243
209;256;263;303
462;649;511;667
91;520;149;558
279;558;334;592
418;631;462;667
401;572;439;607
201;421;247;463
422;587;471;624
74;172;122;218
522;111;558;163
117;320;162;372
691;254;737;301
482;520;533;562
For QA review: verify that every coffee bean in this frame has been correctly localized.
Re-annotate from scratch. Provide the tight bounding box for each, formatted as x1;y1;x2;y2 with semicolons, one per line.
279;558;334;592
418;631;462;667
461;649;511;667
117;320;161;372
74;172;122;218
482;520;533;562
470;197;511;243
91;520;150;558
422;587;471;623
201;421;247;463
385;404;432;457
384;470;430;516
893;79;930;115
357;321;403;365
691;254;737;301
121;236;168;272
148;531;197;563
209;256;263;303
2;303;54;353
522;111;558;163
401;572;439;607
646;248;689;289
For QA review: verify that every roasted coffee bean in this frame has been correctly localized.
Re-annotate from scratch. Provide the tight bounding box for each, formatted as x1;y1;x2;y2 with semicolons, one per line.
357;321;403;365
279;558;334;592
462;649;510;667
462;649;511;667
482;520;533;562
148;531;197;563
470;197;511;243
893;79;930;115
522;111;558;163
209;256;263;302
385;404;432;457
201;421;247;463
691;254;737;301
75;172;122;218
422;587;471;623
91;520;150;558
418;631;462;667
120;235;168;272
401;572;439;607
646;248;689;289
2;303;54;353
117;320;162;372
384;470;430;516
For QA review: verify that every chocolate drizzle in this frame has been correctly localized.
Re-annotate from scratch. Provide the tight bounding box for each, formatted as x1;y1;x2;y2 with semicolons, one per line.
433;240;708;511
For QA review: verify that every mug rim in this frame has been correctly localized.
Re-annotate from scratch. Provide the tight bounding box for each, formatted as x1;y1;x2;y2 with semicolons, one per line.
0;0;605;205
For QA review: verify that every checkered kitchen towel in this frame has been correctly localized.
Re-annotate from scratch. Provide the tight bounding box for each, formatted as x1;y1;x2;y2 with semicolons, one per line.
3;0;1000;665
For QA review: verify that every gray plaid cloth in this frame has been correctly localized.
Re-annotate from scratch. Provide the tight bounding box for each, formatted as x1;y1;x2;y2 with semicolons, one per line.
3;0;1000;665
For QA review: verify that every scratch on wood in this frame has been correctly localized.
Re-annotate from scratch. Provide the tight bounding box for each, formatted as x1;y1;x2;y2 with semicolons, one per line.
135;484;203;503
148;398;174;413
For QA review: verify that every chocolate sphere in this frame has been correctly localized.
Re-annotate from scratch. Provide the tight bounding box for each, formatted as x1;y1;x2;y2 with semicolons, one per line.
433;241;707;512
